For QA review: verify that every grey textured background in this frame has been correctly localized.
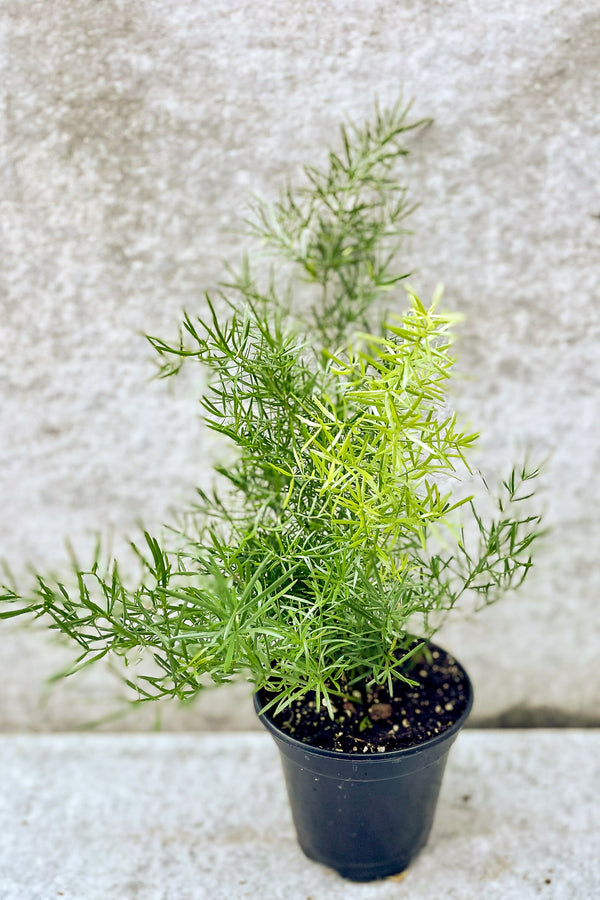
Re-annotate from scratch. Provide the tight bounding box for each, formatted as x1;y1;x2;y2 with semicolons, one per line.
2;733;598;898
1;0;598;731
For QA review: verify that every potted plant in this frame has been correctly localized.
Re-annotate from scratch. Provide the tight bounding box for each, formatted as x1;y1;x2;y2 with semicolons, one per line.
1;99;541;881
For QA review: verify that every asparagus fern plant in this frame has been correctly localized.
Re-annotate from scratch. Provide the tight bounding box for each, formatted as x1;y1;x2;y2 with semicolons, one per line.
0;100;542;716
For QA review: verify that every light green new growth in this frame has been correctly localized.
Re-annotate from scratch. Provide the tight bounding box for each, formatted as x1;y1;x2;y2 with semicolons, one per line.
0;100;542;716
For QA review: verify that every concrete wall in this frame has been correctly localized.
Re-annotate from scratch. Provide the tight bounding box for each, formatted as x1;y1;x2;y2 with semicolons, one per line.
1;0;599;731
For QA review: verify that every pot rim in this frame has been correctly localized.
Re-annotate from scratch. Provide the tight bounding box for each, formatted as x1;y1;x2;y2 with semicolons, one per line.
253;643;473;762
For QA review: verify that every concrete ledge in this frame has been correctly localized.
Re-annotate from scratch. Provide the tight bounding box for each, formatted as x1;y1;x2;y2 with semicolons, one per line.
0;731;598;899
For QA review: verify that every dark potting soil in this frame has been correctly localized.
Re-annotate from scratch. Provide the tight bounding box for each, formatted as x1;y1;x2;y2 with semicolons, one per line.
267;646;470;753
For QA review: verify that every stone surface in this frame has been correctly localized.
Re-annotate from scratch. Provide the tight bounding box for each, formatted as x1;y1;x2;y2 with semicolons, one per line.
0;731;598;899
1;0;600;729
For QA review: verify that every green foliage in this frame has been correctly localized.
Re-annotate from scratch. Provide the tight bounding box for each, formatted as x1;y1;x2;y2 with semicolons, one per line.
247;98;428;348
0;99;542;716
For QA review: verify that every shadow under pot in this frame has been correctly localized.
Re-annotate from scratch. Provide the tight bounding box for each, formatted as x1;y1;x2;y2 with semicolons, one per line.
254;645;473;882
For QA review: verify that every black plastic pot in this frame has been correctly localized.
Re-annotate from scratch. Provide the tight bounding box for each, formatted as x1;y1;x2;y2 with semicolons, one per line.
254;651;473;882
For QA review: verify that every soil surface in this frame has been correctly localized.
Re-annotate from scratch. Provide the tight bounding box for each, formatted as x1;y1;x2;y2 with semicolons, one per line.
266;645;470;753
